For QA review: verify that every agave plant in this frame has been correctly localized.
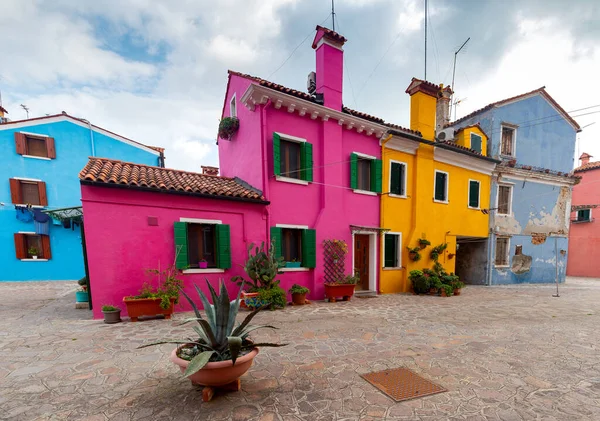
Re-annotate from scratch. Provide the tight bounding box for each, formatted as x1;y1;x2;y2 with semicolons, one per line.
138;280;286;377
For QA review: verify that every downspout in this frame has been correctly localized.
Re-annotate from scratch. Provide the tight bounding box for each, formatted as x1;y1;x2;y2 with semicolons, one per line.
86;120;96;157
486;175;496;286
261;100;272;244
379;134;393;294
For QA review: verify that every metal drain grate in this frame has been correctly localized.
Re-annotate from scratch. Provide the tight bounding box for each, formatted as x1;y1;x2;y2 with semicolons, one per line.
361;367;447;402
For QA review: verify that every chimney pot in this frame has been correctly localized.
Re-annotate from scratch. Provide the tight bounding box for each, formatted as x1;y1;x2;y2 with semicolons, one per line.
580;152;592;166
201;166;219;176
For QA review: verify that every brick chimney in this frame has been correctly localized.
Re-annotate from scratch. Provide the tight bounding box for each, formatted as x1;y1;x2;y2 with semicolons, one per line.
580;152;592;166
436;84;452;135
405;78;439;141
201;166;219;176
312;26;347;111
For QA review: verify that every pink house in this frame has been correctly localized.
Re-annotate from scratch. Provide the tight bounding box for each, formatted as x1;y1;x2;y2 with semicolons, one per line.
567;153;600;277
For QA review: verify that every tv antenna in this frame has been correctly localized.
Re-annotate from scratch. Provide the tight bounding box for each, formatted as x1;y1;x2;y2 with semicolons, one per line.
331;0;336;31
20;104;29;119
450;37;470;119
452;97;467;121
424;0;427;80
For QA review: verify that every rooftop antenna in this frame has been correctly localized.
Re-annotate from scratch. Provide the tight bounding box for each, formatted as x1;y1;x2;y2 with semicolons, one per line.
331;0;335;31
453;97;467;121
20;104;29;119
424;0;427;80
450;37;470;119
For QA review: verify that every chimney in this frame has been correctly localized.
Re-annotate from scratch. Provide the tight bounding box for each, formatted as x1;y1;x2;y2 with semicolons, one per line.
311;26;347;111
580;152;592;166
201;166;219;176
436;84;452;134
405;78;439;141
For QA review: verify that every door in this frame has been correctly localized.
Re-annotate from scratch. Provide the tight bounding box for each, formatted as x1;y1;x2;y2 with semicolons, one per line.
354;234;370;290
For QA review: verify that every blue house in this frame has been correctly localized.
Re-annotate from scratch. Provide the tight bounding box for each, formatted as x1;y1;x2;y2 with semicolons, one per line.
443;88;581;285
0;112;163;281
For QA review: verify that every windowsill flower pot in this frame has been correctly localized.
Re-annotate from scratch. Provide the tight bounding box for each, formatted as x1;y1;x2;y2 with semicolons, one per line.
199;260;208;269
101;306;121;324
285;261;301;268
75;290;89;302
31;255;38;260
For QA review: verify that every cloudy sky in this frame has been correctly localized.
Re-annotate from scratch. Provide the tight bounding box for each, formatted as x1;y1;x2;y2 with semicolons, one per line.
1;0;599;171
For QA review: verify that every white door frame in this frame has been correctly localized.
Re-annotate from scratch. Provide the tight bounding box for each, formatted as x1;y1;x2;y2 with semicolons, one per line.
351;231;378;292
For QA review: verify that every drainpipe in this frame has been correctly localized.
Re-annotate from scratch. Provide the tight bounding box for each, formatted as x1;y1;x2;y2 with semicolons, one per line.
79;118;96;157
486;176;496;286
261;100;272;244
378;134;393;293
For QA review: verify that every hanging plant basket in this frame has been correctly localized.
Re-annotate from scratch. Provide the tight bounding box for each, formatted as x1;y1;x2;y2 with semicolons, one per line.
218;117;240;140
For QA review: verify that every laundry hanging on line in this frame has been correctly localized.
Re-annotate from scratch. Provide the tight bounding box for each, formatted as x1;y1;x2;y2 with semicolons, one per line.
15;206;33;223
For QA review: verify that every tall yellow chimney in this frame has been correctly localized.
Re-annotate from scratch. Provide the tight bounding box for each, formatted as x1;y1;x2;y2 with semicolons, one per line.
405;78;439;141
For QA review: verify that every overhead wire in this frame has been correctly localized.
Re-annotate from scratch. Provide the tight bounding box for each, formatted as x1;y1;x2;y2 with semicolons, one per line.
332;14;358;109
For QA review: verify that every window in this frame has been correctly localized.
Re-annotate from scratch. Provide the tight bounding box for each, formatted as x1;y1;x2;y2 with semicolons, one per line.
270;226;316;268
468;180;480;209
14;233;51;260
273;133;313;182
470;133;482;154
230;94;237;118
350;153;382;193
501;126;515;156
497;185;512;215
173;221;231;270
389;161;407;197
434;171;448;202
495;237;510;267
14;133;56;158
576;209;592;222
9;178;48;206
383;233;401;268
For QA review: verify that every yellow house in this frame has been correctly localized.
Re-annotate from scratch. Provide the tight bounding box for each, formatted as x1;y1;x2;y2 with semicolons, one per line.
379;78;499;293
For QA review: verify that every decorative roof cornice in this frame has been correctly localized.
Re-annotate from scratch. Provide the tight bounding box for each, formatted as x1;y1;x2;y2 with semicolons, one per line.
495;165;580;186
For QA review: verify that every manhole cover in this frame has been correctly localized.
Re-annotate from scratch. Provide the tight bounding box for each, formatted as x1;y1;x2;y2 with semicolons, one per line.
361;367;447;402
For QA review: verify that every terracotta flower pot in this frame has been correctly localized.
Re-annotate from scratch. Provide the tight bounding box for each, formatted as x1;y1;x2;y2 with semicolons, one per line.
429;288;438;295
324;283;356;303
453;288;461;296
171;347;259;387
123;297;176;322
291;292;307;305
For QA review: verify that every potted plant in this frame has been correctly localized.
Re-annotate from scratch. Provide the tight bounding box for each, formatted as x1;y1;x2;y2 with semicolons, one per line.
324;273;359;302
218;117;240;140
444;274;464;295
418;238;431;249
75;287;89;303
407;246;421;262
199;259;208;269
507;159;517;167
408;270;430;295
440;284;454;297
430;243;448;262
288;284;310;305
123;259;183;322
285;258;301;268
28;246;39;259
78;276;88;292
101;305;121;324
138;281;286;397
257;286;286;310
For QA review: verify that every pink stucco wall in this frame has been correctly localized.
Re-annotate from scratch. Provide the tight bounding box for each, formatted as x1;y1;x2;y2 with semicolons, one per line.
81;185;269;319
567;168;600;277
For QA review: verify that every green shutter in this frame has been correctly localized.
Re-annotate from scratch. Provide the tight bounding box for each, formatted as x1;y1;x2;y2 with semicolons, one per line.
469;181;480;208
435;172;447;201
174;222;189;270
350;153;358;189
470;133;482;154
384;234;396;268
270;227;282;259
371;159;382;193
301;142;313;182
390;162;401;195
301;229;316;268
215;224;232;269
273;133;281;176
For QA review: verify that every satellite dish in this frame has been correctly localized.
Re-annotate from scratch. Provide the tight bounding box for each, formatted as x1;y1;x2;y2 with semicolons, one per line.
307;72;316;95
437;131;446;141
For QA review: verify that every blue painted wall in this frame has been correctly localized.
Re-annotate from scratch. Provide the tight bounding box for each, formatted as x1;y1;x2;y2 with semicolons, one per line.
453;92;576;285
0;118;160;281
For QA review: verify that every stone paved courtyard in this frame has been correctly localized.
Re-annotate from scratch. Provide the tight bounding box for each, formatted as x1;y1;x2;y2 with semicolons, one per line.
2;279;600;420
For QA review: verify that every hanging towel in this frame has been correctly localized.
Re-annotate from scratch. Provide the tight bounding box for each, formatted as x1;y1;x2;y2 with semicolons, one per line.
33;209;50;223
15;207;33;223
35;220;50;235
52;218;62;226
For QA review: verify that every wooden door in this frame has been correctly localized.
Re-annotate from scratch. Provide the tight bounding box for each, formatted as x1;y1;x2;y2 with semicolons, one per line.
354;234;370;290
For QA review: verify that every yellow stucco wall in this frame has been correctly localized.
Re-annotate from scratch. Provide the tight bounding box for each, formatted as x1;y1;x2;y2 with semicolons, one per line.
455;126;488;156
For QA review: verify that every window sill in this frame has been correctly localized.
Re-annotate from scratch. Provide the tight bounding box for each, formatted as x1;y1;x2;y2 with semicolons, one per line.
280;267;310;272
383;267;403;271
353;189;377;196
495;265;510;268
571;219;593;224
275;176;309;185
20;258;49;262
389;194;407;199
468;206;481;210
14;204;45;209
433;199;448;204
22;155;51;161
182;268;225;274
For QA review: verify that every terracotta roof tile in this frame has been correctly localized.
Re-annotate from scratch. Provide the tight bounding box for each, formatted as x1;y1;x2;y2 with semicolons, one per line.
312;26;347;48
79;158;266;202
574;161;600;173
342;106;384;124
383;122;422;137
438;140;484;156
453;123;490;139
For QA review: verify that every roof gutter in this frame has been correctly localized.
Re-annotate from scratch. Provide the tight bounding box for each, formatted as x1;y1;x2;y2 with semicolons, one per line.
79;180;270;205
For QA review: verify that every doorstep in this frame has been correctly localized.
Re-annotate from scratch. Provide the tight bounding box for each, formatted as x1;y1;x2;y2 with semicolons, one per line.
354;290;378;297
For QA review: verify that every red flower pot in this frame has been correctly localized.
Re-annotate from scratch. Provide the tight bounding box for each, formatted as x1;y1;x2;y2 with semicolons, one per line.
123;297;176;322
324;283;356;303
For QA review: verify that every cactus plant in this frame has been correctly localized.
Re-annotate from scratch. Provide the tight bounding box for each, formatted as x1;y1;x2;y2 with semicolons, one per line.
232;241;284;292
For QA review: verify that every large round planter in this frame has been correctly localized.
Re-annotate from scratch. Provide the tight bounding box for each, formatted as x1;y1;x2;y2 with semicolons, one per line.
123;297;176;322
291;292;307;305
102;309;121;324
75;291;89;302
240;292;269;310
324;283;356;303
170;347;259;387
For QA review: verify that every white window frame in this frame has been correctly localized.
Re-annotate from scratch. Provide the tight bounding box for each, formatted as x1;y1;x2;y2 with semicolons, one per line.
353;151;377;195
230;94;237;118
495;236;510;267
382;232;402;270
469;132;483;153
275;133;309;186
500;124;517;157
389;160;408;199
433;170;449;204
576;208;592;222
496;184;513;215
468;179;481;210
179;218;226;274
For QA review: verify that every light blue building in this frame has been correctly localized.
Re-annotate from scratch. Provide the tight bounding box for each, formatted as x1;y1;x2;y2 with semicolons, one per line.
1;112;163;281
445;88;580;285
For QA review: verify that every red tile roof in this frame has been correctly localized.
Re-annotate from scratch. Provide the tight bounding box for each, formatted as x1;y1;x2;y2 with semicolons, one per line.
453;123;490;139
574;161;600;173
438;140;484;156
79;158;267;202
405;78;440;97
447;87;581;131
312;26;347;48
